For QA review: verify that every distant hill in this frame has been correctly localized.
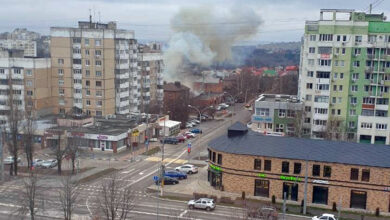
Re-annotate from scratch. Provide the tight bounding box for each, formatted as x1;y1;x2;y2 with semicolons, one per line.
257;41;301;51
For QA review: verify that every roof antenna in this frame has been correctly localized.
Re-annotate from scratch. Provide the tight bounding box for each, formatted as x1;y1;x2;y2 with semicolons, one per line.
369;3;372;14
89;9;92;27
98;11;101;23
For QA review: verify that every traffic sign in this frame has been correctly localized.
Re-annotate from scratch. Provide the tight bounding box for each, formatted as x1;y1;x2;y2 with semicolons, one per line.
153;176;159;181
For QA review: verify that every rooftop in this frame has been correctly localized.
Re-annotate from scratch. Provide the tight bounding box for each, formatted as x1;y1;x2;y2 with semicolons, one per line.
163;81;190;92
209;122;390;168
255;94;300;103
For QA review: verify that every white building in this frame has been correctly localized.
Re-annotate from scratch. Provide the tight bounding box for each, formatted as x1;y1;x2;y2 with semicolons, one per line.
0;39;37;57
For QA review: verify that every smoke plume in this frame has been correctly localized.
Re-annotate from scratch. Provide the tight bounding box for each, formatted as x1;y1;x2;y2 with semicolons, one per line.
163;5;262;83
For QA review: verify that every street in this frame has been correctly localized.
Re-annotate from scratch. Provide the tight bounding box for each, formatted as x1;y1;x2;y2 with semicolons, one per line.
0;105;310;219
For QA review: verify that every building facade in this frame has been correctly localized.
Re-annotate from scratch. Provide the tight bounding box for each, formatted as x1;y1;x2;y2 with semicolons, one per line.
298;9;390;143
0;48;53;122
138;43;164;113
250;94;303;136
0;39;37;57
208;122;390;213
163;81;190;127
50;21;139;116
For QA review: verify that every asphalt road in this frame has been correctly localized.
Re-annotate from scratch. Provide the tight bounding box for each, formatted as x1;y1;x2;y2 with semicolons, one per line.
0;105;310;219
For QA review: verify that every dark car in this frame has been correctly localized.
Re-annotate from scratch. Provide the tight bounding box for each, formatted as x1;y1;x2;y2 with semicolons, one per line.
155;176;179;185
190;128;202;134
164;170;187;180
160;137;179;144
176;135;186;143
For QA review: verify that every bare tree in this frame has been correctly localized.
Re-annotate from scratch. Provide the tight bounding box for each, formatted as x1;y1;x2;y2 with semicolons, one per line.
292;106;307;138
23;100;35;169
16;171;43;220
49;130;67;175
323;116;346;141
5;82;24;176
67;135;81;174
94;172;135;220
58;175;79;220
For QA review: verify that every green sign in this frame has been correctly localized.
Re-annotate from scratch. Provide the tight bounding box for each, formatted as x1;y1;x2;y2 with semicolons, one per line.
209;164;222;171
257;173;266;178
280;175;301;182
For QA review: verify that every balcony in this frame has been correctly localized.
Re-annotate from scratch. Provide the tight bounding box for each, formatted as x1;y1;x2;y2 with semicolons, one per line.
118;91;129;98
117;72;130;79
116;63;129;69
145;66;151;71
73;102;83;109
143;92;150;97
143;82;151;88
131;63;138;68
73;53;81;59
73;64;82;69
72;43;81;49
116;44;129;50
73;73;82;79
376;104;389;111
73;93;82;99
119;82;129;89
116;54;129;59
73;83;82;89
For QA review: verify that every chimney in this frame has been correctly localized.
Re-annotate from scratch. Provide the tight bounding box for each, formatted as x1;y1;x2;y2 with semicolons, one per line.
174;81;181;87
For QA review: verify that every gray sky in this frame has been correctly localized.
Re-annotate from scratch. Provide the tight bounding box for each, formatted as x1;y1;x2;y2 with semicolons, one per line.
0;0;389;42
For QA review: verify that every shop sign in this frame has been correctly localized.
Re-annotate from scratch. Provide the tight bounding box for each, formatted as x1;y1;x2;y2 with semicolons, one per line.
313;179;329;185
280;175;301;182
132;129;140;137
97;135;108;140
209;164;222;171
252;116;272;122
257;173;266;178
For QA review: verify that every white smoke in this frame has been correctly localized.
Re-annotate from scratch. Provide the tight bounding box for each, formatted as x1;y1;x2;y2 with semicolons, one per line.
163;5;262;83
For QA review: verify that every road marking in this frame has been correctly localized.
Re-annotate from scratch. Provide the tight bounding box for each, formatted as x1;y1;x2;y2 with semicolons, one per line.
145;157;188;164
121;168;135;174
139;172;144;175
179;209;188;217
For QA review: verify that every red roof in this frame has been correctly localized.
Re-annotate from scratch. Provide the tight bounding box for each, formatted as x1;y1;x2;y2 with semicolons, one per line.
285;66;298;71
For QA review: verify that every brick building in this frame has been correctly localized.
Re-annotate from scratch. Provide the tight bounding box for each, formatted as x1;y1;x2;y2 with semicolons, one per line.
193;77;223;94
208;122;390;213
163;81;190;127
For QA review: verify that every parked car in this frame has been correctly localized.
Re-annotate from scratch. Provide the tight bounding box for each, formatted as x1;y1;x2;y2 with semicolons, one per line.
184;132;196;138
185;123;194;128
32;159;44;167
160;137;179;145
41;159;58;168
164;170;187;180
155;176;179;185
190;128;202;134
175;164;198;174
216;106;222;111
149;138;158;142
3;156;21;165
176;135;186;143
191;119;200;124
312;214;336;220
188;198;215;211
220;103;229;108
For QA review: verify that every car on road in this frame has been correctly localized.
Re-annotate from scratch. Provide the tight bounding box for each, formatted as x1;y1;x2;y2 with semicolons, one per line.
164;170;187;180
175;164;198;174
185;123;194;128
160;137;179;145
3;156;21;165
175;135;186;143
190;128;202;134
155;176;179;185
32;159;44;167
41;159;58;168
312;214;337;220
184;132;196;138
188;198;215;211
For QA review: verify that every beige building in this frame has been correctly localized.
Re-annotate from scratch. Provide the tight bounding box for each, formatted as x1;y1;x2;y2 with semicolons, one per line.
0;48;53;123
138;43;164;113
50;20;139;116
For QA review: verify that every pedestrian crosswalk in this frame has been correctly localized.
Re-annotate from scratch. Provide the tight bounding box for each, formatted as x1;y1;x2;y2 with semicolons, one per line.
145;157;187;164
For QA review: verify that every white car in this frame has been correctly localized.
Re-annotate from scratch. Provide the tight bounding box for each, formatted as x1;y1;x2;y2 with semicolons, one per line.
41;159;58;168
219;103;229;108
312;214;336;220
32;159;44;167
188;198;215;211
185;123;193;128
191;119;200;124
175;164;198;174
184;132;196;138
3;156;21;165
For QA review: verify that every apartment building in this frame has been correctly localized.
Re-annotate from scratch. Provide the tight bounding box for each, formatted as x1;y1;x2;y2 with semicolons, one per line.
0;48;53;122
50;20;139;116
250;94;303;136
209;122;390;213
0;39;37;57
138;43;164;112
298;9;390;143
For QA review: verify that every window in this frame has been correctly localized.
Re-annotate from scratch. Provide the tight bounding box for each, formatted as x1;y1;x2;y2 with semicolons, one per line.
316;71;330;78
282;161;289;173
254;159;261;170
308;59;314;66
316;84;329;91
312;164;320;176
85;60;90;66
305;95;312;101
319;34;333;41
309;47;315;53
305;106;311;112
350;97;357;104
339;85;343;91
96;111;102;116
86;100;91;106
26;90;33;96
254;179;269;198
95;50;102;56
96;71;102;77
217;154;222;165
97;100;103;107
353;61;360;67
212;152;216;162
341;48;346;55
58;59;64;64
323;166;331;177
278;109;286;118
0;69;4;74
86;89;90;96
287;110;295;118
96;81;102;87
86;70;90;76
58;80;64;86
318;59;331;66
312;186;328;205
256;108;269;116
85;38;89;46
310;35;316;41
361;169;370;182
352;73;359;80
354;48;361;55
304;117;311;123
314;108;328;114
85;49;90;55
73;38;81;43
264;160;271;171
350;168;359;180
350;109;356;116
376;123;387;130
95;60;102;66
306;83;313;89
59;89;64;95
351;85;358;92
86;80;90;86
355;35;362;43
361;122;372;129
343;35;347;42
333;85;337;91
96;90;103;97
307;71;314;77
73;48;81;54
350;190;367;209
340;73;344;79
25;69;32;76
349;121;356;129
336;35;341;41
368;35;377;43
58;69;64;75
293;163;301;174
95;39;101;46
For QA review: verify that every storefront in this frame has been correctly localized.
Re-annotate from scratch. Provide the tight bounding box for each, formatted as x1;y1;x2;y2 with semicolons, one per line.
283;182;298;201
350;190;367;209
312;186;328;205
254;179;269;197
208;164;223;190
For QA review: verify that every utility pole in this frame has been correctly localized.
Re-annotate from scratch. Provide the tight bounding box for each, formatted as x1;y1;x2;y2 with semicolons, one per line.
160;114;167;197
369;3;372;14
337;196;342;219
283;192;286;220
303;160;308;214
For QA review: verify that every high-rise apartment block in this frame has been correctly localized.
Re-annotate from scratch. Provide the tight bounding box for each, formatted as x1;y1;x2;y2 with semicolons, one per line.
299;9;390;144
0;39;37;57
50;21;139;116
0;48;53;123
138;43;164;112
